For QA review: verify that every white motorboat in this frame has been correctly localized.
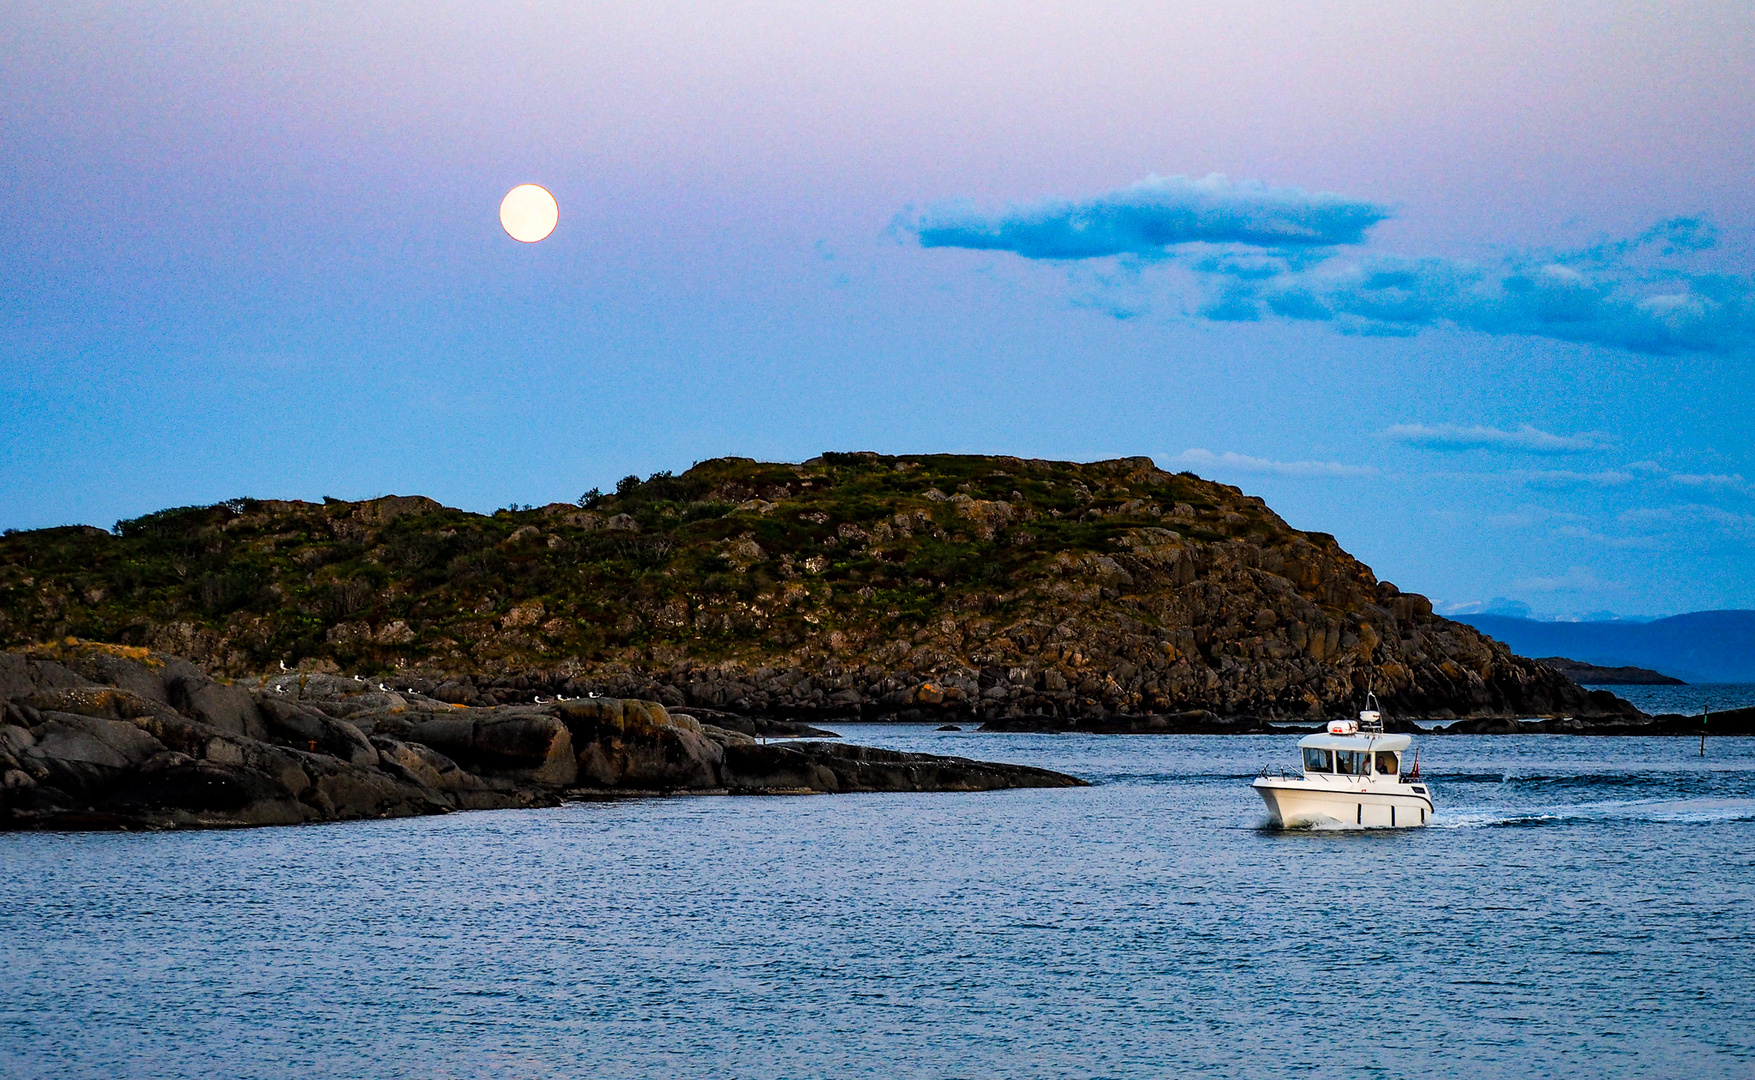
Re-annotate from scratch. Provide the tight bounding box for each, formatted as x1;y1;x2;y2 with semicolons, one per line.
1252;697;1434;828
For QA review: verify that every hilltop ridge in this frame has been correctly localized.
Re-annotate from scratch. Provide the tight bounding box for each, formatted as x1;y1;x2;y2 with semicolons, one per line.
0;454;1633;722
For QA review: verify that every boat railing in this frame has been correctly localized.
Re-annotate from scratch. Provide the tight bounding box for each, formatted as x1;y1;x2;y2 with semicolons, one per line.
1256;765;1300;780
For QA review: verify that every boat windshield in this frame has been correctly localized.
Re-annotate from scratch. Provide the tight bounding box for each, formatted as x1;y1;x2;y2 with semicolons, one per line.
1375;751;1400;776
1335;750;1368;775
1302;748;1333;773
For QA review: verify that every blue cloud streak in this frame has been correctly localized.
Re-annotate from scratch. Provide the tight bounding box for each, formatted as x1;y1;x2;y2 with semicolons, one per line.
910;174;1389;258
1227;244;1752;355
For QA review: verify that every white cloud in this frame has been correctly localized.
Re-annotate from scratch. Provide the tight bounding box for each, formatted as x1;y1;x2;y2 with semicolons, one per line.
1474;501;1755;552
1519;468;1638;487
1431;459;1754;495
1552;525;1661;549
1172;448;1377;478
1483;507;1587;530
1618;504;1755;540
1382;422;1603;454
1667;471;1753;494
1422;467;1637;487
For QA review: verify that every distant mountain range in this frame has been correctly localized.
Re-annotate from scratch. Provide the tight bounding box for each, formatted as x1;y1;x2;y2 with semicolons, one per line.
1453;611;1755;684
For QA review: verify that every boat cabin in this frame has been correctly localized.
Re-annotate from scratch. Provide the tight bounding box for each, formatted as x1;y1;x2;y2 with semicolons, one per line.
1297;732;1413;779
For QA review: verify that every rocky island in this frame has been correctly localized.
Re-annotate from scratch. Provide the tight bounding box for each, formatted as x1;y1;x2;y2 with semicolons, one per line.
1536;657;1685;686
0;454;1640;732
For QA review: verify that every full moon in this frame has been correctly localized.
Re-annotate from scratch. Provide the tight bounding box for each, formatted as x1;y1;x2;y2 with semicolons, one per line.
499;184;558;243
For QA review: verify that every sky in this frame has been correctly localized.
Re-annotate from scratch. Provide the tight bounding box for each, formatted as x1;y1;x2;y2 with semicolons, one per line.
3;0;1752;619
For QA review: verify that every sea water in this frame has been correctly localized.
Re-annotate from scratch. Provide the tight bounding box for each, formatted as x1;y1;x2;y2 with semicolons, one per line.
1584;682;1755;717
2;727;1752;1080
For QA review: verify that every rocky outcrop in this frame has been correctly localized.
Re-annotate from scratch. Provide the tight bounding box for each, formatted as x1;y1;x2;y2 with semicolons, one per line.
0;643;1084;831
667;708;840;739
1536;657;1685;686
1437;703;1754;736
716;741;1084;794
979;711;1329;735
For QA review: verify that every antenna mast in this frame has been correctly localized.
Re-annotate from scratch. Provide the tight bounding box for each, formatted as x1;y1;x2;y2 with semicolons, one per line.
1359;690;1384;734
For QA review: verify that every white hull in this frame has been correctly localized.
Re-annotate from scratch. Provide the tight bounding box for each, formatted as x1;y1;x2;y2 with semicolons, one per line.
1253;777;1434;828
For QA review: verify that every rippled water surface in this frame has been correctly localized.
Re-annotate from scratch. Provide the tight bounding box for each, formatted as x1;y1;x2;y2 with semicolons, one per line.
4;727;1753;1079
1587;682;1755;717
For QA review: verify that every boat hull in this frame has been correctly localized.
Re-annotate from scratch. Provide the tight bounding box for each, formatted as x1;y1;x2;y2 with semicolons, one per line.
1253;778;1433;828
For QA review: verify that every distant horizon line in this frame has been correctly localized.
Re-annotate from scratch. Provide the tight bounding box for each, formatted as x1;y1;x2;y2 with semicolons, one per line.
1450;609;1755;625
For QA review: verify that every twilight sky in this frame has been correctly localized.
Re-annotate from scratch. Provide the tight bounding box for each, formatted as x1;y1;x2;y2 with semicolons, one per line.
3;0;1752;618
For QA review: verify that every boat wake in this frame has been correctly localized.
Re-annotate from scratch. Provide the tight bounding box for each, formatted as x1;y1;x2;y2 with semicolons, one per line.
1434;770;1747;795
1436;797;1755;828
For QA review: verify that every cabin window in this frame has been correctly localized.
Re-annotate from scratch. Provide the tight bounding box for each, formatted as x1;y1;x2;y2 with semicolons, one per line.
1334;750;1367;775
1303;748;1333;772
1374;751;1399;776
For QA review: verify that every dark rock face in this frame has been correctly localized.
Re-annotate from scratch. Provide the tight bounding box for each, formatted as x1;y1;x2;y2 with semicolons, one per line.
170;678;270;739
258;696;380;767
100;764;308;828
558;697;723;790
0;643;1084;831
1703;705;1755;733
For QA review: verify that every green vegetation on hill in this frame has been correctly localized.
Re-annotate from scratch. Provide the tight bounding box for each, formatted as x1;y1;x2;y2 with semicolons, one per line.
1;455;1257;672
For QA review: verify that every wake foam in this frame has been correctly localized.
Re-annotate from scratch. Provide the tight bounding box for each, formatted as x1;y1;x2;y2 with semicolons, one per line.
1436;797;1755;828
